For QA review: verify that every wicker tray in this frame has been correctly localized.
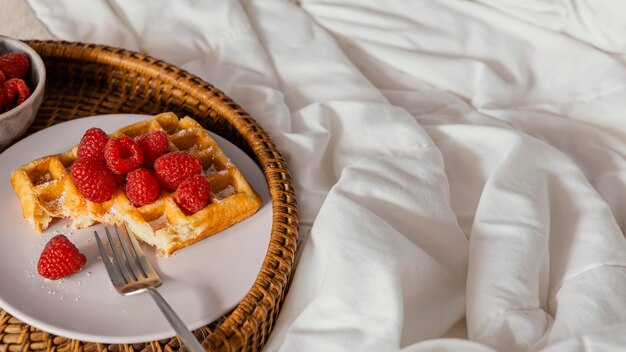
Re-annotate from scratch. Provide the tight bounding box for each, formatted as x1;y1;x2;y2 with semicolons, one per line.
0;40;299;352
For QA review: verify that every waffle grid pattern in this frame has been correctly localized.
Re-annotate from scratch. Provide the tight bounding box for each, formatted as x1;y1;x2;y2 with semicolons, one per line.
11;112;262;256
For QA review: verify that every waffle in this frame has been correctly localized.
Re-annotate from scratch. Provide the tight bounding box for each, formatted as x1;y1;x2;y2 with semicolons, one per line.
10;112;263;256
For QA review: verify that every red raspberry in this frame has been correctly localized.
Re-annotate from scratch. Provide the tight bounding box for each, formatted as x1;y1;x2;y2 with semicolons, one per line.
70;158;116;202
0;52;30;80
37;234;87;280
175;174;211;214
77;128;109;161
104;136;144;174
153;152;202;191
125;168;160;206
0;84;7;113
135;130;169;167
113;173;125;185
0;78;30;112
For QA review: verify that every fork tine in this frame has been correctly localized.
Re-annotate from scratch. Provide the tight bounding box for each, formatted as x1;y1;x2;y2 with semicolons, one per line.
94;230;126;286
123;222;158;279
113;224;142;281
116;223;148;278
105;226;135;283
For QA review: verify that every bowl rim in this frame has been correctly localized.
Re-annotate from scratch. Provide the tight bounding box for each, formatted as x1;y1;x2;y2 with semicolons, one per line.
0;35;46;122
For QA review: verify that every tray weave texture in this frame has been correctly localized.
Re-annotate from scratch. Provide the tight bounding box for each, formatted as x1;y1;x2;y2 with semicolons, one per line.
0;40;299;352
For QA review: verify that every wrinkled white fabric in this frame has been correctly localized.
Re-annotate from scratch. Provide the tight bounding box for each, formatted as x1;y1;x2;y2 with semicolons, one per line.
22;0;626;351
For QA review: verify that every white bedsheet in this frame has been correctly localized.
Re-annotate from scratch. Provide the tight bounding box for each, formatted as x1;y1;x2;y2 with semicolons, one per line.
19;0;626;351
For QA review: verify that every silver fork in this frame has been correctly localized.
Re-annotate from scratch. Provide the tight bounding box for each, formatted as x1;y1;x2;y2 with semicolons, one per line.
94;223;205;352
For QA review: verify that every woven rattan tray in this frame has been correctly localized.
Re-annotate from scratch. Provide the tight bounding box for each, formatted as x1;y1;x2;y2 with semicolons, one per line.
0;40;298;352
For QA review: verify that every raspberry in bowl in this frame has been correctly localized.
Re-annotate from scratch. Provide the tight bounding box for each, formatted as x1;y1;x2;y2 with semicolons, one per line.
0;35;46;151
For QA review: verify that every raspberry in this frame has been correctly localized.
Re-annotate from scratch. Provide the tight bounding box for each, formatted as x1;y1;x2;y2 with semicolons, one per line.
0;52;30;80
37;234;87;280
0;78;30;113
153;152;202;191
70;158;116;202
175;174;211;214
113;173;125;185
0;84;7;113
77;128;109;161
125;168;160;206
104;136;144;174
135;130;169;167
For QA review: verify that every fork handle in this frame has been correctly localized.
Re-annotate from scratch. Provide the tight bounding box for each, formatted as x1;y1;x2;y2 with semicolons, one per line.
147;288;206;352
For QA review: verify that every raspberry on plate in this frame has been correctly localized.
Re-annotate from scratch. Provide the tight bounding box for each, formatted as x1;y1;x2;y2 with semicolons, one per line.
77;128;109;161
70;158;116;202
104;136;144;174
125;168;160;206
135;130;169;167
37;234;87;280
113;173;125;185
175;174;211;214
153;151;202;191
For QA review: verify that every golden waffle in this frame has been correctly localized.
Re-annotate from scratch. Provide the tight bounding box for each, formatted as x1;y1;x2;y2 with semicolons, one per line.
11;112;262;256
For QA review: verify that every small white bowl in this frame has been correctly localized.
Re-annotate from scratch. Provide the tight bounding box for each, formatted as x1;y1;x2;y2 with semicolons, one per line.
0;35;46;150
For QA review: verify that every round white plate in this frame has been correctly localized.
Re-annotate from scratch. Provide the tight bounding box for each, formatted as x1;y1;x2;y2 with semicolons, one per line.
0;114;272;344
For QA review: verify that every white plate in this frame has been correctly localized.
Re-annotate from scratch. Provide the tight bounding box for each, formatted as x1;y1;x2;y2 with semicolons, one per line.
0;114;272;344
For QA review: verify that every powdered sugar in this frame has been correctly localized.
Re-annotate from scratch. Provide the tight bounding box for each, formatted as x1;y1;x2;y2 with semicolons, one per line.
35;172;53;185
109;204;120;217
44;192;65;212
149;214;170;231
175;129;188;136
44;199;60;211
202;165;228;177
187;144;200;153
214;185;235;202
202;165;217;176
